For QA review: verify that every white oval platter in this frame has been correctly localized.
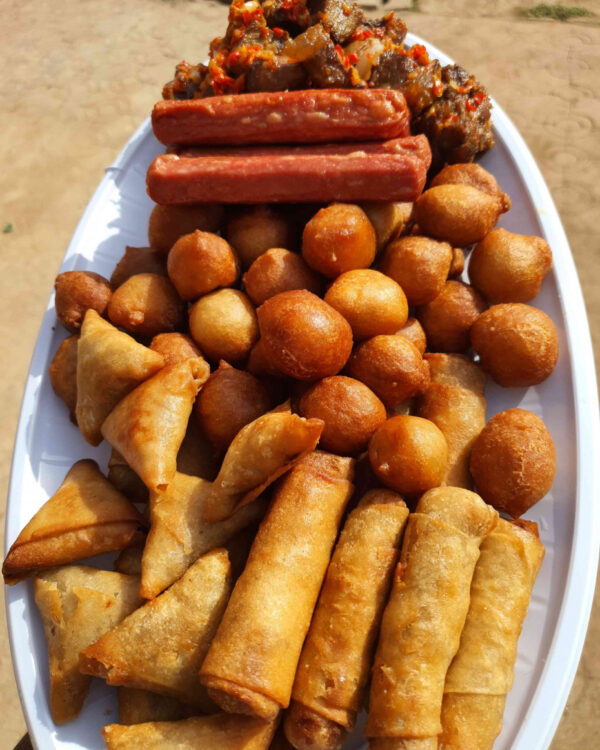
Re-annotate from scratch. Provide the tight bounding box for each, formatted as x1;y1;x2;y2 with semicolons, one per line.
4;33;600;750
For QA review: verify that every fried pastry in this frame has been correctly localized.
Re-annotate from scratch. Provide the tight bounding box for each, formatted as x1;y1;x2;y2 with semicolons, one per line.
33;565;141;723
366;487;497;748
101;357;210;492
3;460;145;584
204;407;323;523
439;519;545;749
103;713;279;750
75;310;164;446
285;489;409;750
141;472;267;599
200;452;354;721
80;548;231;710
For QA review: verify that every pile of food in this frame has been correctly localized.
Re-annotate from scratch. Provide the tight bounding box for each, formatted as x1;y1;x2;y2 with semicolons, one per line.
162;0;494;169
4;2;561;749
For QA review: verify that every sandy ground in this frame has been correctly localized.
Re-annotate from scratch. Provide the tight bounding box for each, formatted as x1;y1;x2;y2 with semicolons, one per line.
0;0;598;747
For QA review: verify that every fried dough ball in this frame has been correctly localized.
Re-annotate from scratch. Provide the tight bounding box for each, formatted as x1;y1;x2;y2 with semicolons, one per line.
148;203;224;254
470;408;556;517
417;280;487;353
397;317;427;355
167;230;239;300
110;246;167;290
414;184;504;247
257;290;353;381
49;335;78;419
195;361;272;451
149;333;202;366
108;273;185;338
470;303;559;386
298;376;387;455
346;334;430;408
242;248;322;306
449;247;465;278
468;228;553;303
369;415;448;495
189;289;258;363
302;203;376;278
225;205;297;269
324;269;408;340
430;163;511;212
380;236;453;306
361;201;413;251
54;271;112;333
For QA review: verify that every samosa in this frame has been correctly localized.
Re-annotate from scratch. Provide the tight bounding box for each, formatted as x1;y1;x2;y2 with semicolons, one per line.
204;409;323;523
103;714;279;750
75;310;164;445
3;460;145;584
101;357;209;492
141;472;266;599
80;548;231;710
33;565;142;723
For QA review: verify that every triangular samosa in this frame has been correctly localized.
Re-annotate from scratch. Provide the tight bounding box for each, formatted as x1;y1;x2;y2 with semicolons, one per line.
103;714;279;750
101;357;210;492
33;565;142;723
204;410;323;522
3;460;146;584
141;472;267;599
76;310;164;445
80;548;231;710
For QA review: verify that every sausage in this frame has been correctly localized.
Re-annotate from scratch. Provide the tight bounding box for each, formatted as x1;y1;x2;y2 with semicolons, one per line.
146;136;431;205
151;89;410;146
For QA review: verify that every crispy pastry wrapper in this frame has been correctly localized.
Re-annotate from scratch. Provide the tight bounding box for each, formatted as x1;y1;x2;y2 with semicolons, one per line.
439;518;545;750
286;489;409;750
141;472;267;599
200;452;355;721
80;548;231;711
417;354;487;489
101;356;210;492
204;408;324;523
118;686;194;725
3;459;145;584
366;487;497;743
75;310;164;446
33;565;142;724
103;714;279;750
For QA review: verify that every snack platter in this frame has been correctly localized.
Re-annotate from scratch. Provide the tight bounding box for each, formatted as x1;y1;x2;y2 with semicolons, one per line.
4;28;600;750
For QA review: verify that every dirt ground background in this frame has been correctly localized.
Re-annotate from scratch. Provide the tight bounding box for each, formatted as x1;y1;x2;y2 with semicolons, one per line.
1;0;598;747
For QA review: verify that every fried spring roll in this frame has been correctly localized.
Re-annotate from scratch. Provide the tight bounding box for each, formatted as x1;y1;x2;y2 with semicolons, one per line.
366;487;498;748
439;519;545;750
103;713;279;749
416;354;487;489
199;452;355;721
285;489;409;750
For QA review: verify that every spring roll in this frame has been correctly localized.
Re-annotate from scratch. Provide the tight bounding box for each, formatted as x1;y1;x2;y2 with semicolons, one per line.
103;713;279;749
285;489;409;750
439;519;545;750
366;487;497;748
416;354;486;489
200;451;355;721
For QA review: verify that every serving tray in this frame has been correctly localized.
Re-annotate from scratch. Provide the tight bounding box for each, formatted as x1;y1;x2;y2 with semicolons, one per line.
4;33;599;750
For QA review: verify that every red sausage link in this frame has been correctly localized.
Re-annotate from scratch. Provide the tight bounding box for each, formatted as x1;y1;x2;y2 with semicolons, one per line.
146;136;431;205
152;89;410;146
